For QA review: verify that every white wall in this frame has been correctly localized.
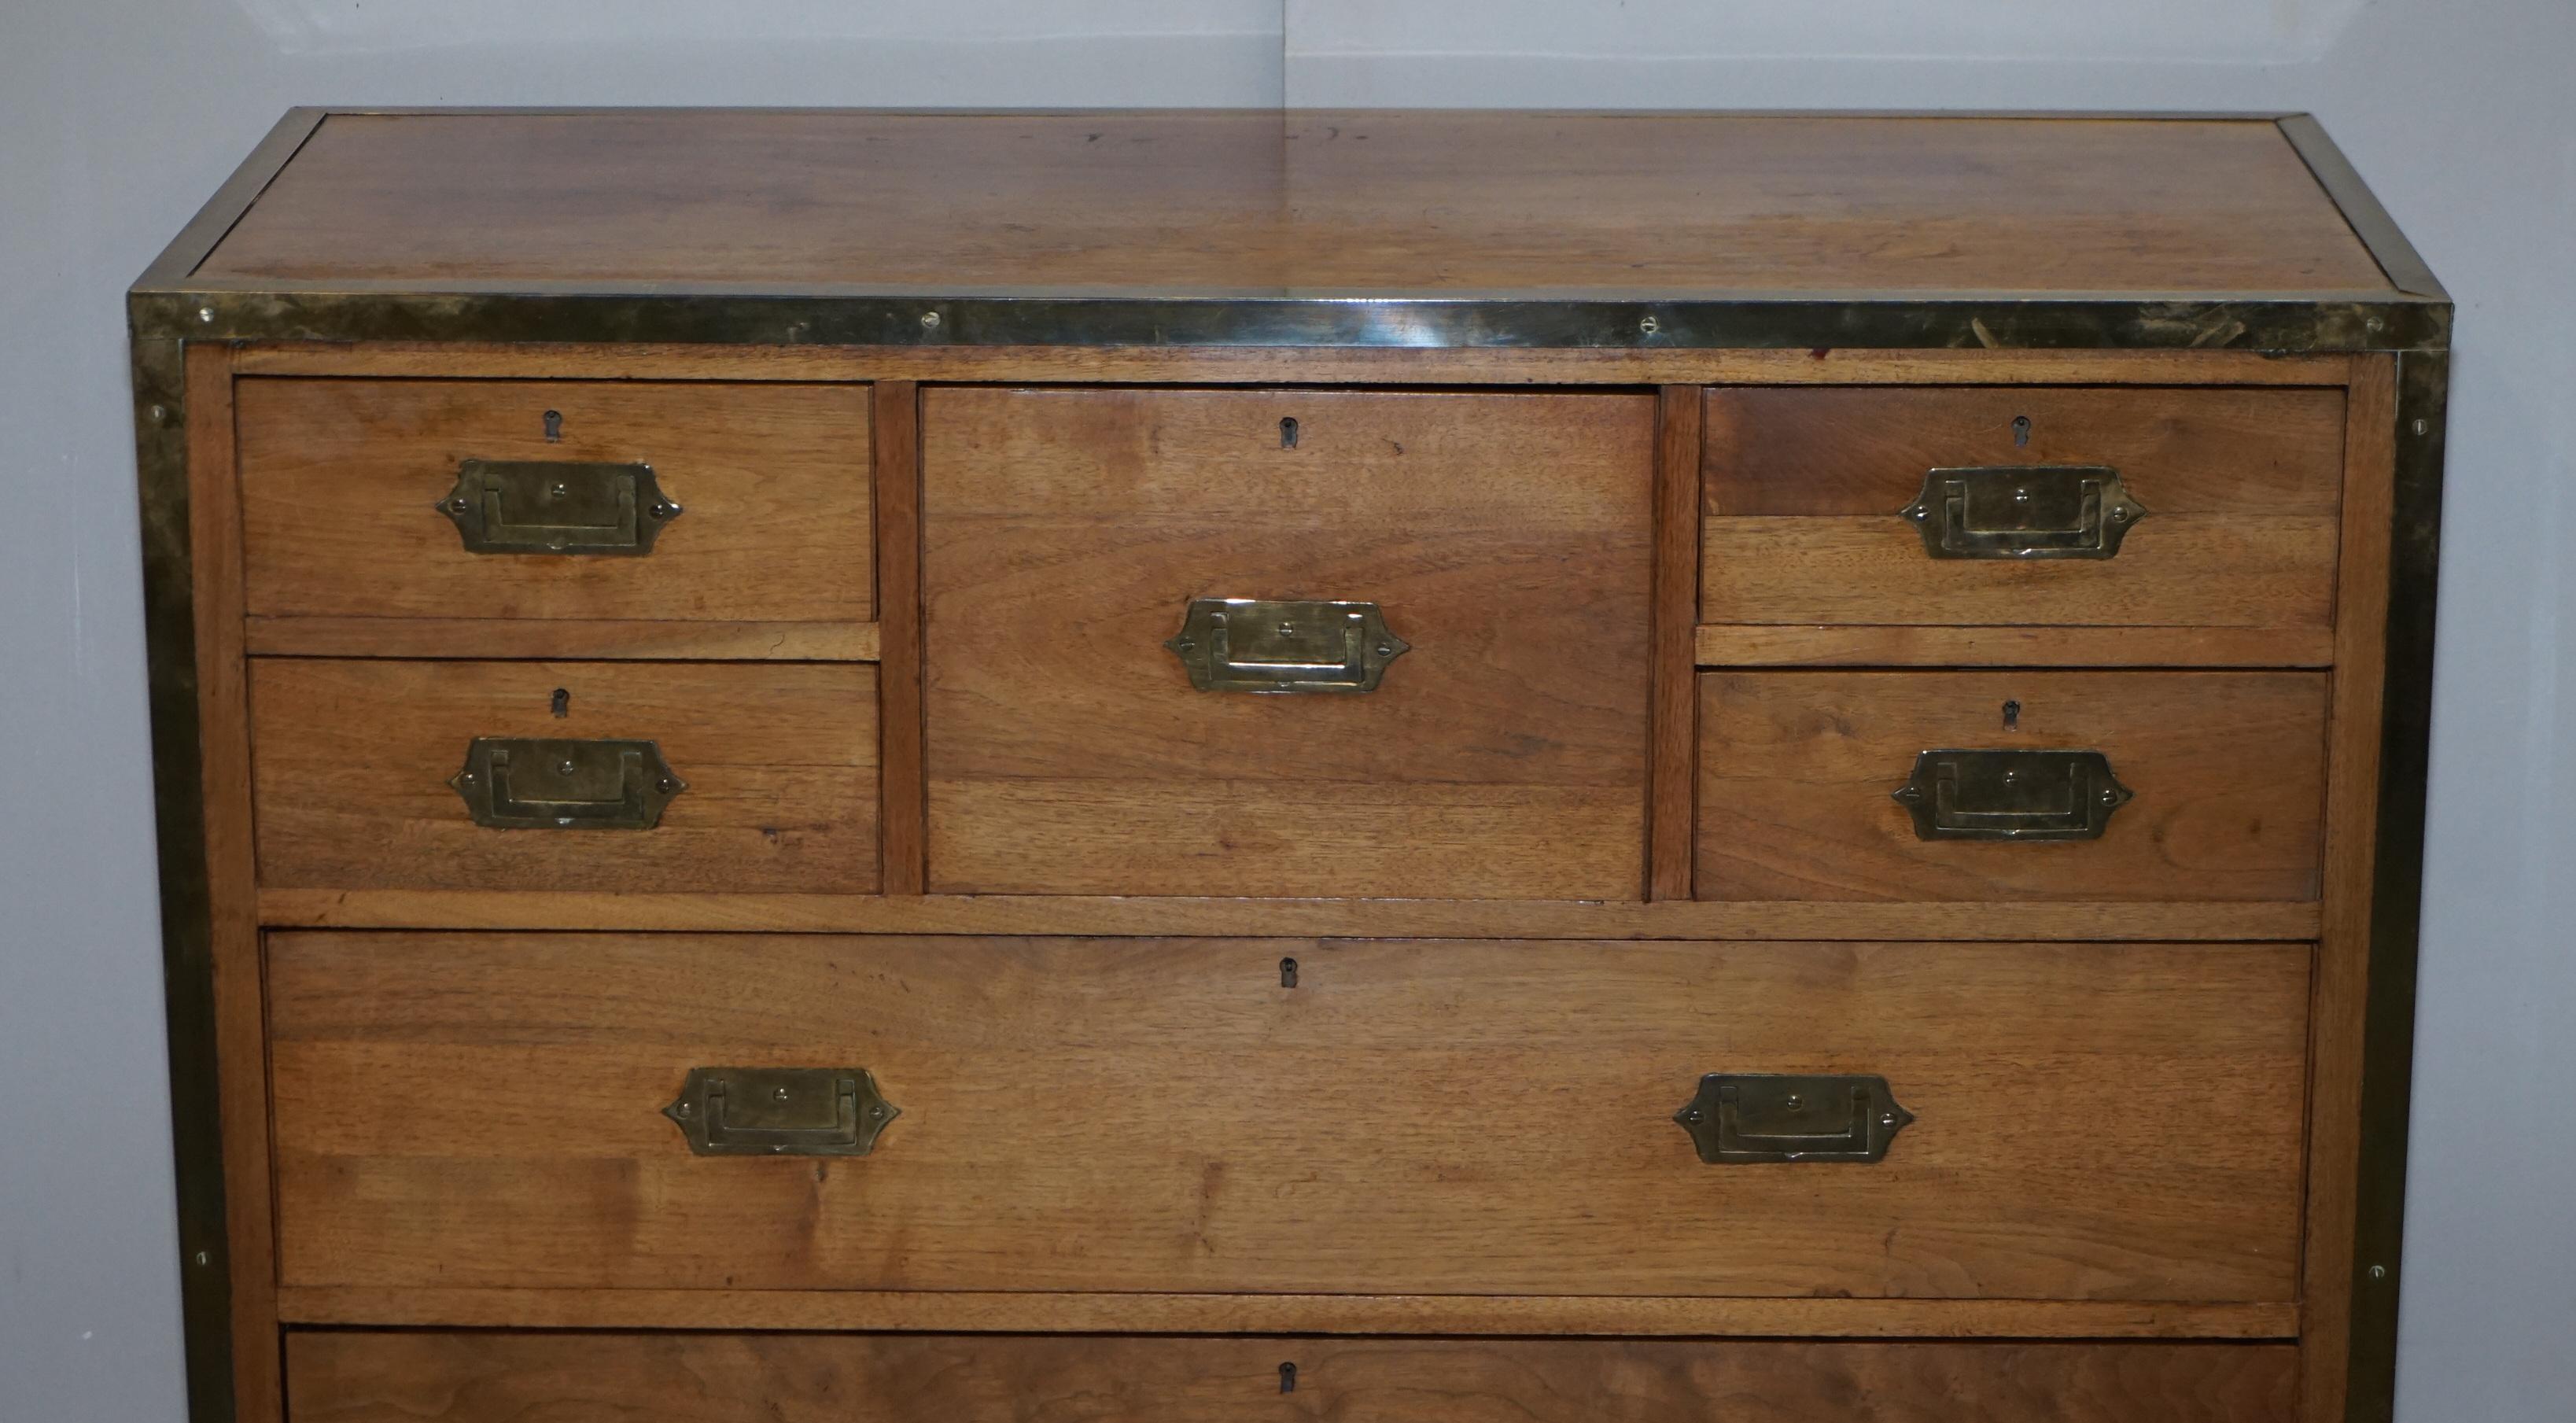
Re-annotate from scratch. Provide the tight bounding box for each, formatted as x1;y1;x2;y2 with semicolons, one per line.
2;4;2567;1419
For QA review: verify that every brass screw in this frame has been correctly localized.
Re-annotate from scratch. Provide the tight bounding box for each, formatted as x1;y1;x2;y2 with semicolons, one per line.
920;310;942;329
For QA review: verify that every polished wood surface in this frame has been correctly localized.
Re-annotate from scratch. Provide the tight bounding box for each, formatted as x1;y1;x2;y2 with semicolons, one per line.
1698;671;2328;901
873;381;927;895
2301;355;2401;1421
243;615;878;661
249;660;879;894
237;378;872;628
1702;385;2346;629
286;1332;2301;1422
274;1287;2297;1339
197;112;2390;298
922;387;1653;899
1697;624;2337;669
1649;385;1703;900
268;934;2308;1301
182;348;282;1423
253;888;2323;941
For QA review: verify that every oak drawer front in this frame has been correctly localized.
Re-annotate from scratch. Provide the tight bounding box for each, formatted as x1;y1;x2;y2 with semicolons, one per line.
286;1331;2299;1422
1697;671;2327;901
237;378;874;624
269;934;2308;1300
1701;385;2344;629
920;386;1654;899
248;660;879;894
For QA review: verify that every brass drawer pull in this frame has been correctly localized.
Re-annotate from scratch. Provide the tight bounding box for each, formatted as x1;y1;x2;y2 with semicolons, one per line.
448;737;685;830
437;459;682;554
1899;465;2147;559
1675;1073;1914;1164
1165;597;1410;693
663;1067;900;1157
1892;748;2133;842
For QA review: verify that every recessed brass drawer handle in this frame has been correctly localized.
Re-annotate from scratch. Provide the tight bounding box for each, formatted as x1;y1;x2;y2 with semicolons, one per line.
1892;748;2133;842
1899;465;2147;559
1165;597;1410;693
663;1067;900;1157
1675;1073;1914;1164
437;458;682;555
448;736;685;830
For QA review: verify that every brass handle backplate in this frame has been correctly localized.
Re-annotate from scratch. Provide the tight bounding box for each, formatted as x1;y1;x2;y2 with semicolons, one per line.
663;1067;900;1157
1165;597;1410;693
1899;465;2147;559
1675;1073;1914;1164
437;459;681;554
448;737;684;830
1891;748;2133;842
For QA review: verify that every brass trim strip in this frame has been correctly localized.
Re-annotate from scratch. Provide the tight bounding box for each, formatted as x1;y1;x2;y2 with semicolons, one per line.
2277;115;2449;302
135;108;327;289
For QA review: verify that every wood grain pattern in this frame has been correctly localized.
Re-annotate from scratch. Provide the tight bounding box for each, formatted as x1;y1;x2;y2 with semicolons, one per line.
2301;356;2400;1422
1697;672;2328;902
230;341;2360;389
1696;624;2336;669
922;387;1653;899
253;888;2323;942
1702;386;2346;629
236;378;872;626
243;616;877;661
873;382;926;895
267;934;2309;1301
249;659;879;894
274;1287;2298;1338
184;345;282;1423
1650;386;1703;900
196;112;2390;297
286;1332;2301;1422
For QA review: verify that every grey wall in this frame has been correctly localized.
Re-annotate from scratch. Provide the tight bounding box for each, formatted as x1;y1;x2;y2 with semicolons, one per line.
2;3;2568;1418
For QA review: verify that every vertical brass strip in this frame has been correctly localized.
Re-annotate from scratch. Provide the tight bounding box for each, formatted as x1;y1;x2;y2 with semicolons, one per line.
134;337;237;1423
2339;350;2449;1423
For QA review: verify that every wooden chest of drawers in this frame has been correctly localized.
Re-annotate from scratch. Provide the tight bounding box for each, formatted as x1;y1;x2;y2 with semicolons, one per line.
130;109;2449;1423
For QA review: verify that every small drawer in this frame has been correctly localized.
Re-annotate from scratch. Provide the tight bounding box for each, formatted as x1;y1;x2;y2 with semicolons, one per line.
269;935;2307;1301
286;1330;2299;1422
236;378;874;625
248;659;879;894
1697;670;2327;901
920;386;1654;899
1701;385;2345;630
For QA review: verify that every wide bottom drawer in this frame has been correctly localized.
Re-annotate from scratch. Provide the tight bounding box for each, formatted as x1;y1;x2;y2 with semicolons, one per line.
268;933;2309;1301
287;1331;2298;1422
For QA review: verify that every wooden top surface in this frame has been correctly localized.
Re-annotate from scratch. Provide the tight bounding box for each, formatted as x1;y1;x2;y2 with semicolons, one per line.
190;111;2395;299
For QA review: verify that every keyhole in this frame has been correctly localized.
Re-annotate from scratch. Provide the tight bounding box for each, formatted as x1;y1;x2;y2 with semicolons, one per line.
2003;699;2021;732
2011;415;2032;448
1279;416;1299;449
1278;1362;1297;1394
543;409;563;442
1279;957;1299;989
551;688;570;718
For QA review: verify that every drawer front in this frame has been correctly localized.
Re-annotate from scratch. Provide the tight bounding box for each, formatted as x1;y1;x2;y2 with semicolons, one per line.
287;1331;2298;1422
1697;671;2327;901
249;660;879;894
237;378;874;623
1701;386;2344;629
270;935;2308;1300
921;387;1653;899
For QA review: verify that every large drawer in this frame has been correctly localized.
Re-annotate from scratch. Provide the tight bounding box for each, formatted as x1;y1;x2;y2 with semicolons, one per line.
269;934;2309;1300
286;1330;2299;1422
1697;670;2329;901
1701;385;2345;630
920;386;1654;899
249;659;879;894
236;378;875;625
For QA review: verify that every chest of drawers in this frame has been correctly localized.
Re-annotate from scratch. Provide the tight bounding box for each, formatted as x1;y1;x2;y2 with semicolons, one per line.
130;109;2449;1423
